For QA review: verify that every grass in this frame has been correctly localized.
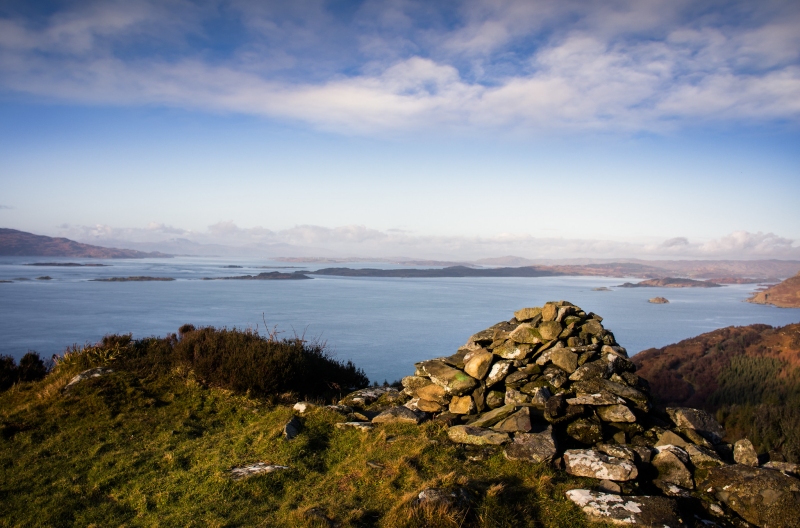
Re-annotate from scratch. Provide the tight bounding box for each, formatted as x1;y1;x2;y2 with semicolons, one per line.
0;329;605;527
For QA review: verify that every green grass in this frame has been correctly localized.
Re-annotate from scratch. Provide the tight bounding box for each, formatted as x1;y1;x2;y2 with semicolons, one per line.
0;330;606;527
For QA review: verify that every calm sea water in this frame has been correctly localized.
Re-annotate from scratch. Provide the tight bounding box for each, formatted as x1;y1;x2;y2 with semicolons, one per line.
2;256;799;383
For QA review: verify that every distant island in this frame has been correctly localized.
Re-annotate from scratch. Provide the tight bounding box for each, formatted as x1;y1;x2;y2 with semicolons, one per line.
0;228;171;258
205;272;312;280
747;272;800;308
26;262;109;267
90;276;175;282
309;265;561;278
649;296;669;303
618;277;722;288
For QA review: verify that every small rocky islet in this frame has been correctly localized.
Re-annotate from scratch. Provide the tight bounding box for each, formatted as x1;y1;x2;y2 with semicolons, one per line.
296;301;800;527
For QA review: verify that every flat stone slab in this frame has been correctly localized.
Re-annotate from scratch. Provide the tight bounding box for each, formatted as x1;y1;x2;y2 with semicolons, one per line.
230;463;289;481
566;392;624;406
565;490;684;527
340;387;400;407
448;425;509;445
372;406;425;425
563;449;638;481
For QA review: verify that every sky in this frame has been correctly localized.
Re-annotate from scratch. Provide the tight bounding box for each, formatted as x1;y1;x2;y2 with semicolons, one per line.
0;0;799;260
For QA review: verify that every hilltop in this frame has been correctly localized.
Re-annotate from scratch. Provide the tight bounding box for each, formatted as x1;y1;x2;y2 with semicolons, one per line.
748;272;800;308
4;305;800;527
0;228;170;258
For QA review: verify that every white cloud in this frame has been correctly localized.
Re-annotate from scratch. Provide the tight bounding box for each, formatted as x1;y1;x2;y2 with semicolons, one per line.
0;1;798;134
56;222;800;260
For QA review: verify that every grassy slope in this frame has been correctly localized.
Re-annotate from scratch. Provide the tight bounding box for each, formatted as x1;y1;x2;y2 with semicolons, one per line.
0;356;602;527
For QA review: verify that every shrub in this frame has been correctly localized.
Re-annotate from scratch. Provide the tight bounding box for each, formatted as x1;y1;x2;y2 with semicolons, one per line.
17;352;48;382
0;355;17;391
0;352;48;391
174;327;369;399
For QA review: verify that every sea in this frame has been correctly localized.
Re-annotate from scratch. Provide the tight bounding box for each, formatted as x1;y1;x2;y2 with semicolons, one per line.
2;256;799;384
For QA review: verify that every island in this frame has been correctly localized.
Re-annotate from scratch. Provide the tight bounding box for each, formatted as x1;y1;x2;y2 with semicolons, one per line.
747;271;800;308
25;262;109;267
205;271;312;280
617;277;722;288
90;276;175;282
649;296;669;304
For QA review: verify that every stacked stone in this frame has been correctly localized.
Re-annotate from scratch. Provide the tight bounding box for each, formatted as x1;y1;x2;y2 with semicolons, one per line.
400;301;650;454
330;301;800;527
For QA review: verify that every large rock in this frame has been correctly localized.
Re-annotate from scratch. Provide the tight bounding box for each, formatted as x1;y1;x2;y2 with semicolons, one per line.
698;464;800;528
449;395;475;415
485;360;512;387
463;349;493;379
563;449;639;481
283;416;302;440
550;348;578;373
538;321;563;340
447;425;509;445
597;404;636;423
733;438;758;466
514;307;542;322
372;406;425;425
493;341;532;360
666;407;725;443
567;391;624;406
509;323;543;344
504;425;557;463
573;379;650;412
492;407;533;433
340;386;400;407
652;445;693;489
416;383;449;404
566;417;603;444
416;360;478;395
565;490;684;527
469;404;516;428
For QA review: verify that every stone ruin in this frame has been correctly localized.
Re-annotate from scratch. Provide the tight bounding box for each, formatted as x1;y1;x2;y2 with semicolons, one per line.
319;301;800;527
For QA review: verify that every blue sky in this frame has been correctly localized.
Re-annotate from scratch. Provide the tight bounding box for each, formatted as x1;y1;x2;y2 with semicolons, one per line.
1;0;799;259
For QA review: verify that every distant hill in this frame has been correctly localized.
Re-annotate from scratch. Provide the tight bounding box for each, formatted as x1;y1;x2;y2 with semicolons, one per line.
0;228;171;258
633;323;800;461
748;272;800;308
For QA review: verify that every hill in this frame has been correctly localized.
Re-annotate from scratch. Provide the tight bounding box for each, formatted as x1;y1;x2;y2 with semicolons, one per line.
748;272;800;308
633;323;800;461
0;228;170;258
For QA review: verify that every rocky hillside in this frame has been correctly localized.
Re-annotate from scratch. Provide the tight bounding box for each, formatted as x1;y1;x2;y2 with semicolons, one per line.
0;228;170;258
633;323;800;461
748;272;800;308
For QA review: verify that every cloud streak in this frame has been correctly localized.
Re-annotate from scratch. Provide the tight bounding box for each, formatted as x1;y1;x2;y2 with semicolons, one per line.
1;0;798;134
56;222;800;261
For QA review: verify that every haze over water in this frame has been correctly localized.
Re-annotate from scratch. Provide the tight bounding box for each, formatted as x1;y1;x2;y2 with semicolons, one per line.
2;257;798;383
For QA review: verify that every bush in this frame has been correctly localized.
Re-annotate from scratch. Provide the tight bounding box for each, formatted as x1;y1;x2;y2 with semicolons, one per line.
58;326;370;401
174;327;369;399
0;352;48;391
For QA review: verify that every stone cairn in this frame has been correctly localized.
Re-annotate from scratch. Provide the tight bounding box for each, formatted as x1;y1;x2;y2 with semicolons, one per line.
298;302;799;527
